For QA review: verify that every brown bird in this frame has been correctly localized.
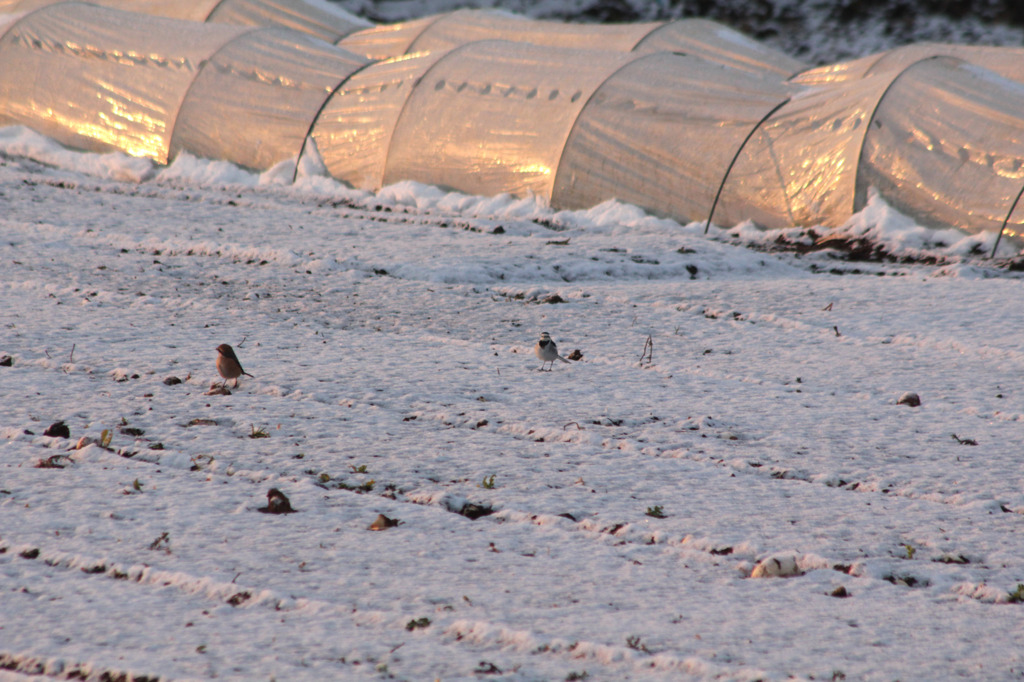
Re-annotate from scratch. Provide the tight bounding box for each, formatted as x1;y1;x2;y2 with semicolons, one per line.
215;343;253;387
368;513;402;530
258;488;296;514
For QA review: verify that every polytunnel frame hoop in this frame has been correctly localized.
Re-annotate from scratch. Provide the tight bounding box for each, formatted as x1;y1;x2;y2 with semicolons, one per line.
703;96;791;234
625;20;669;53
992;181;1024;259
403;11;464;56
164;25;265;166
200;0;230;22
292;58;378;184
851;54;1017;257
549;51;651;209
378;39;483;189
0;1;256;166
850;56;949;216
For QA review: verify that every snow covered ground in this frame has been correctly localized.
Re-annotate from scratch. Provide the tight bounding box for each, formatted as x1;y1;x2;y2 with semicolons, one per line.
3;126;1024;681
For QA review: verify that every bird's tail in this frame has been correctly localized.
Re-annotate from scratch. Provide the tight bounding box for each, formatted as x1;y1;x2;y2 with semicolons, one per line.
558;355;570;364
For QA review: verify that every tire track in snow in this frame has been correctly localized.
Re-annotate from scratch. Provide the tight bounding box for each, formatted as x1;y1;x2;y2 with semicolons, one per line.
13;431;1011;623
0;534;821;681
5;317;1020;614
8;366;1018;616
0;499;759;680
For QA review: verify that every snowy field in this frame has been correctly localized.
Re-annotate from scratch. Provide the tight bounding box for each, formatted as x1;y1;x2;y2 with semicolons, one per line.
3;126;1024;681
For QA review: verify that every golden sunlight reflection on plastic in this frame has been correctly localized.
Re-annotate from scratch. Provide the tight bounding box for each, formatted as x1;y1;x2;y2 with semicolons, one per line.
54;107;166;162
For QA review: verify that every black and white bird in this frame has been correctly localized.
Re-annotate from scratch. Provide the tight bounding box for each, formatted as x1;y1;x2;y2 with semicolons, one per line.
216;343;253;387
534;332;570;371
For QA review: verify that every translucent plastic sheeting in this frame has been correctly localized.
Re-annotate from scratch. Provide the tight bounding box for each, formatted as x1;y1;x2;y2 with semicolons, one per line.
634;19;806;76
857;57;1024;236
169;29;367;172
793;43;1024;87
406;9;658;54
713;71;895;229
310;51;447;190
789;54;883;87
382;41;635;199
334;15;444;60
0;0;221;21
0;1;247;161
0;0;367;35
336;10;806;76
552;53;792;224
206;0;369;42
0;12;20;34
